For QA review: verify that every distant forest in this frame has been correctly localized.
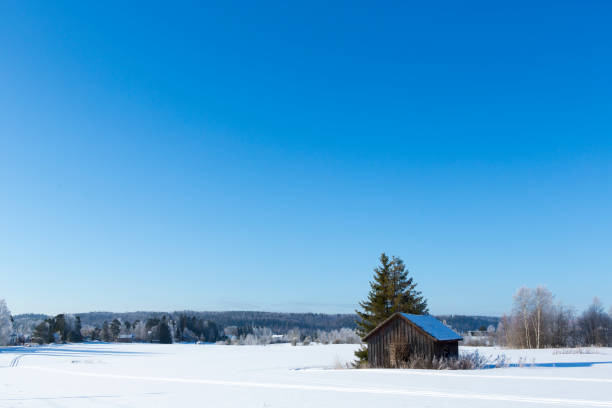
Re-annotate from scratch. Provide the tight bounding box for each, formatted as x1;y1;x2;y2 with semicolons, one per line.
13;311;498;334
436;315;500;333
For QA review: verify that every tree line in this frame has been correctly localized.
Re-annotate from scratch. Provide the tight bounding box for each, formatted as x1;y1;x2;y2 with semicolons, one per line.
4;276;611;350
55;310;358;333
10;308;503;343
498;286;612;348
1;302;360;346
31;314;222;344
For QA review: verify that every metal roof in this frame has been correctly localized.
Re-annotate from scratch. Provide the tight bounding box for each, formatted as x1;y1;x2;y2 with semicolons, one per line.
399;313;462;341
362;312;463;342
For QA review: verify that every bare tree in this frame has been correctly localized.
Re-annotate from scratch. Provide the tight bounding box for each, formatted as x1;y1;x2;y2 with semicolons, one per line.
550;302;575;347
578;297;612;346
496;315;510;347
504;286;576;348
531;286;553;349
513;287;533;348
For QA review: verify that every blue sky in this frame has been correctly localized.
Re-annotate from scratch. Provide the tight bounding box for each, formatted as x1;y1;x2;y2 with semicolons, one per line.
1;1;611;316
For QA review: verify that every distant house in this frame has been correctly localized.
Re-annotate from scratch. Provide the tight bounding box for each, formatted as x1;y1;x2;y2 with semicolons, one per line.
117;334;134;343
362;313;462;368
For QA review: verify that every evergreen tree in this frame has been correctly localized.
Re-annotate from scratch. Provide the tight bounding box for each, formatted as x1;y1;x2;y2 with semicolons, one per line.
70;316;83;342
110;319;121;341
388;256;428;316
32;321;51;344
102;321;112;342
146;318;160;330
159;321;172;344
91;326;101;341
355;253;428;363
54;314;67;342
179;314;188;342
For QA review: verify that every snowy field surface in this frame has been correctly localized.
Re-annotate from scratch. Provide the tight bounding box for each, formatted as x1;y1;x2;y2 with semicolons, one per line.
1;343;612;407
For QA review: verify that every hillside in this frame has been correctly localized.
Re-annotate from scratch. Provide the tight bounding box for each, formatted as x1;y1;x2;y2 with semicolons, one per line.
13;311;498;334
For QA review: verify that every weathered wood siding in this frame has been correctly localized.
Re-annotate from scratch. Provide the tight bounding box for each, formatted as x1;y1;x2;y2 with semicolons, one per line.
366;315;459;368
434;341;458;358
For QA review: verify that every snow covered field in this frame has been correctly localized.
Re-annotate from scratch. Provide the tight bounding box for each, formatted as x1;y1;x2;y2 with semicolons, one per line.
1;343;611;407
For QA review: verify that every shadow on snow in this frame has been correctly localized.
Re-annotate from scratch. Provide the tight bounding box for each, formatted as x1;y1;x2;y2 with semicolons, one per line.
484;361;612;369
0;342;155;357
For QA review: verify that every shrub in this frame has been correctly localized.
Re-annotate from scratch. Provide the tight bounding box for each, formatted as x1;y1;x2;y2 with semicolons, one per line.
355;351;493;370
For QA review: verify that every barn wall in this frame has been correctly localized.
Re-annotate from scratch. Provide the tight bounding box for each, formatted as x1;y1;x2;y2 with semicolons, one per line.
367;316;440;368
433;341;459;358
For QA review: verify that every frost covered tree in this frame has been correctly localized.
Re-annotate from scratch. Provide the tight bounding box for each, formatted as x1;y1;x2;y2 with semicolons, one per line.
80;324;97;341
12;315;44;344
236;327;274;345
531;286;554;349
62;315;83;342
578;298;612;346
242;333;257;345
286;328;301;345
316;328;360;344
513;287;533;348
132;321;149;341
501;286;580;348
28;314;85;344
0;299;14;346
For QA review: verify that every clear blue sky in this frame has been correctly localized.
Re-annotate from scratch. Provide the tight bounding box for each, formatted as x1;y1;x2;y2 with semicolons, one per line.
1;1;611;316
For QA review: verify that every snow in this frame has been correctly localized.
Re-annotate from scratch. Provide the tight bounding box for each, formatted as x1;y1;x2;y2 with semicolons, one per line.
1;343;612;407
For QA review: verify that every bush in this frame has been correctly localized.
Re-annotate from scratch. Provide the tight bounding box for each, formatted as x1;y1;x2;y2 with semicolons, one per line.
402;351;490;370
355;350;493;370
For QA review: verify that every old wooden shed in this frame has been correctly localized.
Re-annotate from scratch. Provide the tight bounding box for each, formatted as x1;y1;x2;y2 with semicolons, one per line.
362;313;463;368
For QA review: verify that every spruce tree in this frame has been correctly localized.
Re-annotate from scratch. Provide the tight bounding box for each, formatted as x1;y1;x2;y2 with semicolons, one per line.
91;326;101;341
159;322;173;344
102;321;112;342
355;253;428;364
54;314;67;342
33;321;51;344
71;316;83;342
110;319;121;341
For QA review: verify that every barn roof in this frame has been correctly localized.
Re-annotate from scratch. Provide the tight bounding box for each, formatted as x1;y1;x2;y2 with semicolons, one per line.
362;312;462;342
399;313;462;341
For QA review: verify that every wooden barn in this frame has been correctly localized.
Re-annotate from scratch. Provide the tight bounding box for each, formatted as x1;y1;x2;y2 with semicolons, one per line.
362;313;463;368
